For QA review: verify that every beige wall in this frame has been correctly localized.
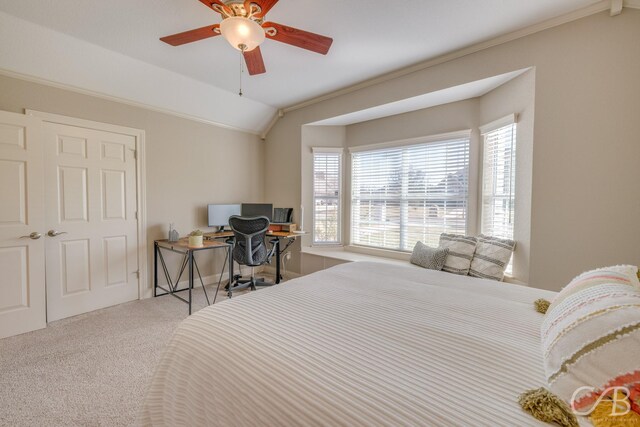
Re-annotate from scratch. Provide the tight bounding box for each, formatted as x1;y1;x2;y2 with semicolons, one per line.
266;10;640;291
0;74;264;292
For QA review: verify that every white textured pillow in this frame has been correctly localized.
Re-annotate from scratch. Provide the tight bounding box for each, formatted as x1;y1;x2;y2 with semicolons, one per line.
547;264;640;315
410;242;449;270
468;234;516;281
438;233;477;275
541;266;640;417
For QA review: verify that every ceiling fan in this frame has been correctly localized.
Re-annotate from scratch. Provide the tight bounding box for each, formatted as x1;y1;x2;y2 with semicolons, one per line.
160;0;334;76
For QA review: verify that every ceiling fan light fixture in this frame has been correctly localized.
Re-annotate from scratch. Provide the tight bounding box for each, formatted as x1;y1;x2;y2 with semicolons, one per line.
220;16;265;51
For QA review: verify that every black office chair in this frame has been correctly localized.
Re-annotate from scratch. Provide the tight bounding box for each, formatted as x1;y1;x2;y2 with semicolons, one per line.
227;215;276;297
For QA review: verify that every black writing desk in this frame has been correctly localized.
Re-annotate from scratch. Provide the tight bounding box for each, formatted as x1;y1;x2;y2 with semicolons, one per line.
154;238;233;314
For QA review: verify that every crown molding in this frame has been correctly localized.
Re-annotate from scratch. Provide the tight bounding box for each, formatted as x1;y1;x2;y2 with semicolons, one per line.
260;109;285;140
282;1;614;115
0;68;263;136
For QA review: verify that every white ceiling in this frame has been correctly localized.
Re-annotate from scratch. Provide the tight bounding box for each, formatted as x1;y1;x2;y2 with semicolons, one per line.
0;0;604;132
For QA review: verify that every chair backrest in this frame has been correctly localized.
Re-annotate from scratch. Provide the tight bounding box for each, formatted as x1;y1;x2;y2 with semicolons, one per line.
229;216;270;267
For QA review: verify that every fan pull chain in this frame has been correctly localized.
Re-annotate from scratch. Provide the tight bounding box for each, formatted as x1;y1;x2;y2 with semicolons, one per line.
238;45;245;97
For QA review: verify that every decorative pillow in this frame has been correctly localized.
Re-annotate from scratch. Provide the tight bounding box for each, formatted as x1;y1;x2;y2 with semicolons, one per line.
468;234;516;281
547;265;640;314
540;266;640;419
438;233;477;275
410;241;449;271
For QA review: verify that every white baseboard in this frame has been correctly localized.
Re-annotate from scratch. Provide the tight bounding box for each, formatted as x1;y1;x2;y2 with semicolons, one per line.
262;266;302;280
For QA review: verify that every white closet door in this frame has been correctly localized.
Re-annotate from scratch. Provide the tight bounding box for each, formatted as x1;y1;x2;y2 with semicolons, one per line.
44;122;139;322
0;111;46;339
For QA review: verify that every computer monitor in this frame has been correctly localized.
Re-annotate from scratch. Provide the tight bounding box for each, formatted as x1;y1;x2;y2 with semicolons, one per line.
208;204;242;229
241;203;273;221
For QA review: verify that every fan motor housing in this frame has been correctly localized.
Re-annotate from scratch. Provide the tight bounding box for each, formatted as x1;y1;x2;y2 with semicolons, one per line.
221;1;264;24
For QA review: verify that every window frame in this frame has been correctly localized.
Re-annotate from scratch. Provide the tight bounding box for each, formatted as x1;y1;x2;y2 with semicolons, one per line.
311;147;344;246
347;130;472;253
479;114;518;273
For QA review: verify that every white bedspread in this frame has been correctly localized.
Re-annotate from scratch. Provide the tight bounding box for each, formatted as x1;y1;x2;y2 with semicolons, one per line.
139;261;558;426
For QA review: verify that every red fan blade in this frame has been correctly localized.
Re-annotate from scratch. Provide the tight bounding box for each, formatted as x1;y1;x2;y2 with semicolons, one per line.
246;0;279;19
243;46;267;75
262;22;333;55
198;0;232;16
160;24;221;46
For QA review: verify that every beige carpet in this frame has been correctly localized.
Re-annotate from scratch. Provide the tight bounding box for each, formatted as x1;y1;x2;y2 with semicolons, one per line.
0;280;262;427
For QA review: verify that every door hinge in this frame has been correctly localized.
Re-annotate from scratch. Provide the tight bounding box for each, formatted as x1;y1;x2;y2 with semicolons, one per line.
135;211;138;220
134;270;140;279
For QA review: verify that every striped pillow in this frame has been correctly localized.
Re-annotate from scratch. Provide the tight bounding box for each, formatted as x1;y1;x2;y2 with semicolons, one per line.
468;234;516;281
541;265;640;417
438;233;477;275
547;265;640;314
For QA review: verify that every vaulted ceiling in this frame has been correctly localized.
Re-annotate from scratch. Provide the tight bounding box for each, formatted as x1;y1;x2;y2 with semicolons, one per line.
0;0;605;133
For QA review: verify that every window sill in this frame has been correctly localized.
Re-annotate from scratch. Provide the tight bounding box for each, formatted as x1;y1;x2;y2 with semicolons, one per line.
503;274;526;286
344;245;411;262
301;246;527;286
301;246;411;267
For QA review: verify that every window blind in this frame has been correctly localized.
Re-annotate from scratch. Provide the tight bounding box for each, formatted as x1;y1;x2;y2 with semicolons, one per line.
481;123;516;241
351;137;470;251
313;151;341;244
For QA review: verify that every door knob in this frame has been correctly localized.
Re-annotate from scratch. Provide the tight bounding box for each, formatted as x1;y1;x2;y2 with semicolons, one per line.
47;230;68;237
20;232;42;240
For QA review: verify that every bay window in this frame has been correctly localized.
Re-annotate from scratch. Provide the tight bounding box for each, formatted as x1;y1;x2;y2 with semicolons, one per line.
480;117;517;240
350;133;470;251
480;115;517;273
312;148;342;244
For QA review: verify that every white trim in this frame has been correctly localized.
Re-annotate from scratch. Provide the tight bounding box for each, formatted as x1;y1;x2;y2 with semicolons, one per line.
281;1;613;115
348;130;471;153
310;242;344;248
260;109;284;140
611;0;624;15
262;265;302;281
625;0;640;8
311;147;345;154
1;68;261;136
479;114;518;135
25;109;150;299
136;133;149;298
26;109;144;136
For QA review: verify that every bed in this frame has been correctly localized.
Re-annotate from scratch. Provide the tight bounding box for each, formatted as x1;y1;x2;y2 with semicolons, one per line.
139;261;559;426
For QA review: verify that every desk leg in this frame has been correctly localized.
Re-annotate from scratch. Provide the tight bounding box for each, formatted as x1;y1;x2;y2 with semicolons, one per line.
228;243;233;296
188;251;193;315
154;242;158;297
275;238;282;284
